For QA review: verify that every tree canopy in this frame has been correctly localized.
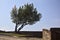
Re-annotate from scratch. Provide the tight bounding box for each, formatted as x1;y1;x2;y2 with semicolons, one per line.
11;3;42;32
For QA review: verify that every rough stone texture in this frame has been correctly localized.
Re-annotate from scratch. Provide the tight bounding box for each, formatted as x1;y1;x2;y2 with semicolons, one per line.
1;28;60;40
43;29;51;40
50;28;60;40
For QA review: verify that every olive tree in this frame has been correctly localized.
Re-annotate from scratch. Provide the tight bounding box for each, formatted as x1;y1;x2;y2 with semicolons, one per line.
11;4;42;32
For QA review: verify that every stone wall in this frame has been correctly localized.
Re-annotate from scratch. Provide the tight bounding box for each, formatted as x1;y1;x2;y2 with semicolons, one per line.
18;31;42;38
21;28;60;40
19;29;51;40
50;28;60;40
43;29;51;40
1;28;60;40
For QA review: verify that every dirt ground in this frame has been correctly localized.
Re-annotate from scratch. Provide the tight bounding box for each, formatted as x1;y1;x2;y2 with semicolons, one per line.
0;35;41;40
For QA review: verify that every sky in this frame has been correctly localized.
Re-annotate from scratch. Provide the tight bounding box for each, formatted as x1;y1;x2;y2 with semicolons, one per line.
0;0;60;31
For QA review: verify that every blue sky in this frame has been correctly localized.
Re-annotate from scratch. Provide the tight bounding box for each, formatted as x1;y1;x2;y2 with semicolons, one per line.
0;0;60;31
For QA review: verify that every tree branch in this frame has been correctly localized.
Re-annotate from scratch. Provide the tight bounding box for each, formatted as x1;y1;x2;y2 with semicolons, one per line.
18;23;25;32
15;23;18;32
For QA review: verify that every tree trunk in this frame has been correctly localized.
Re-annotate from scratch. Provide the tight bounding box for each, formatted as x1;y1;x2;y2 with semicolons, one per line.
15;23;18;32
18;24;24;32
